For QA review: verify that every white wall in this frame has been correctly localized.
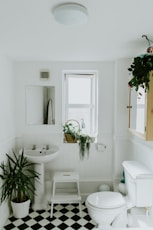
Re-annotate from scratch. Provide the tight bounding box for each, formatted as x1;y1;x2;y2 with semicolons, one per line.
113;58;132;180
114;58;153;174
14;58;153;200
114;58;153;217
128;136;153;170
1;56;153;225
14;61;116;196
0;56;15;228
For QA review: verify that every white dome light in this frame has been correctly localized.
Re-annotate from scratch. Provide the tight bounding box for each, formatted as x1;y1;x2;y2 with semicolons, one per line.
52;3;88;25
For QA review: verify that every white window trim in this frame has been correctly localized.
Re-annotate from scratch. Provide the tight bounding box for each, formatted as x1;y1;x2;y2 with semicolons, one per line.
62;70;98;136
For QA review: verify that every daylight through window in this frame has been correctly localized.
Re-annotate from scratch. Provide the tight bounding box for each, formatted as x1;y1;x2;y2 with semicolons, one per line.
63;71;98;136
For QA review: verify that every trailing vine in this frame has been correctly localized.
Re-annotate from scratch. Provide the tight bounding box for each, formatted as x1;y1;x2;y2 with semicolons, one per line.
78;134;91;160
128;54;153;91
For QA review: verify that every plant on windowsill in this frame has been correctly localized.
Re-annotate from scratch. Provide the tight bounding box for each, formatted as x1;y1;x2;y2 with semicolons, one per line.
77;134;92;160
63;120;80;143
63;119;95;159
0;150;39;218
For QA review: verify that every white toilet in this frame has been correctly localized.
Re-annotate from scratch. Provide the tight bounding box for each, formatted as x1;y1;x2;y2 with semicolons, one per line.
86;160;153;229
123;161;153;227
123;161;153;209
86;191;127;228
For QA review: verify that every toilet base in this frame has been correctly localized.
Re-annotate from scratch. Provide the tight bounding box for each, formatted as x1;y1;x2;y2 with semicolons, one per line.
127;207;153;227
86;192;127;228
87;205;127;228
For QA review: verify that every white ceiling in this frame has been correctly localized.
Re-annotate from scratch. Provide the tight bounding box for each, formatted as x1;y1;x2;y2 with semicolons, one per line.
0;0;153;61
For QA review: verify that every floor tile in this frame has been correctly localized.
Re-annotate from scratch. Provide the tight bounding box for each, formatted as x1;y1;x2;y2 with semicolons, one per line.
4;202;96;229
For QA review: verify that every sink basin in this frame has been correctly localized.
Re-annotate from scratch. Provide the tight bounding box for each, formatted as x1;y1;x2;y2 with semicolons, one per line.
21;145;59;163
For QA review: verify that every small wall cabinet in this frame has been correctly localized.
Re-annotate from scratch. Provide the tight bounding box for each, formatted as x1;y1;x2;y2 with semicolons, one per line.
128;73;153;140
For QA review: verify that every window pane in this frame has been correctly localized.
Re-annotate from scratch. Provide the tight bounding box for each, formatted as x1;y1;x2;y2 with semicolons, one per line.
68;108;91;133
68;77;91;104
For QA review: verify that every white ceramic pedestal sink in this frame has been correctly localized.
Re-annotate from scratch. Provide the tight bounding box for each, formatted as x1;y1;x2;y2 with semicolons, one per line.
23;146;59;164
20;145;59;210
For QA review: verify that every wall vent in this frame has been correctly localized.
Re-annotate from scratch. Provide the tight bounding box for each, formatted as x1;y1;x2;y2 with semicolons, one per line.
40;71;50;80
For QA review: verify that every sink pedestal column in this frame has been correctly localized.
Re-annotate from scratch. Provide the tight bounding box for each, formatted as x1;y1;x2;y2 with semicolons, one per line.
33;163;47;210
22;145;59;210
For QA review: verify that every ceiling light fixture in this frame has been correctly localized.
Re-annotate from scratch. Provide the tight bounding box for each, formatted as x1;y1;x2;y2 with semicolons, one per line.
52;3;88;25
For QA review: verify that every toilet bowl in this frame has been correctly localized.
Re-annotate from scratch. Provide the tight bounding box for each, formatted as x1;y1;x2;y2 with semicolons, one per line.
86;191;127;229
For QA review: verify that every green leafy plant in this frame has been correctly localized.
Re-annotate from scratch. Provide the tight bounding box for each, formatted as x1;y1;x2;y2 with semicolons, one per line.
78;134;91;160
63;120;93;159
128;54;153;91
0;150;39;203
120;171;125;184
63;123;77;138
63;122;80;143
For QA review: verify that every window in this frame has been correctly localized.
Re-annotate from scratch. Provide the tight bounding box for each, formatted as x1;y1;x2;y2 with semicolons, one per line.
63;71;98;136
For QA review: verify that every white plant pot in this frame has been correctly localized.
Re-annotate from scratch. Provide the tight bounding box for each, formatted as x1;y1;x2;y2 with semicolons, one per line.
11;199;30;218
118;183;127;195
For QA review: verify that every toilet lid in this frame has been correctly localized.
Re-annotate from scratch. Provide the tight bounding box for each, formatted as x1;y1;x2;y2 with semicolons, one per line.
87;192;125;209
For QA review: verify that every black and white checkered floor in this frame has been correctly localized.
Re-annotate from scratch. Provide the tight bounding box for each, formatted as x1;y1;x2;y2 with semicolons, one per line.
4;203;96;229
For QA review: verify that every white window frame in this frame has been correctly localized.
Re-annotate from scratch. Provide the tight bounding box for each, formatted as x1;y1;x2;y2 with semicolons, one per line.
62;70;98;136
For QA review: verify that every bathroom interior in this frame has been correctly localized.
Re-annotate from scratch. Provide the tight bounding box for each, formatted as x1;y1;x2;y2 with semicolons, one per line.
1;0;153;229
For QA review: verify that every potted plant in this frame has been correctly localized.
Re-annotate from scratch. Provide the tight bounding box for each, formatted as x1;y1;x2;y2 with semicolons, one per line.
0;150;39;218
118;171;127;195
78;134;92;160
128;54;153;91
63;120;80;143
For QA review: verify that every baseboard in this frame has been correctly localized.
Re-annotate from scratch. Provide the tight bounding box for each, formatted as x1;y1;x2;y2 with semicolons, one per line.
0;201;10;229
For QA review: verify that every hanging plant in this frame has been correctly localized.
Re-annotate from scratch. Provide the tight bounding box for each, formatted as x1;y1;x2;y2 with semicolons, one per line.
128;35;153;92
78;134;91;160
128;54;153;92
